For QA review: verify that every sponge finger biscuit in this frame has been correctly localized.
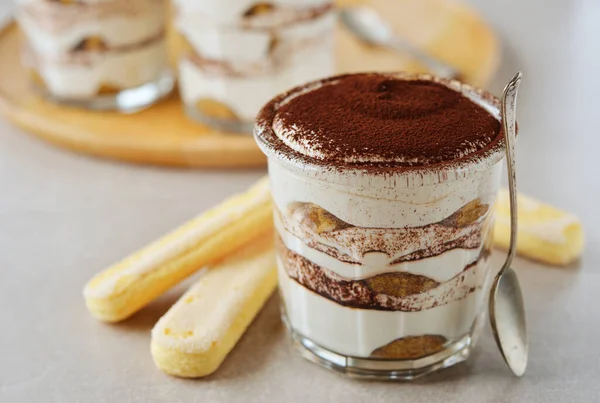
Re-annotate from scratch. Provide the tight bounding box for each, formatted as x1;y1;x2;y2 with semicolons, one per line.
494;189;584;265
151;233;277;377
84;177;272;322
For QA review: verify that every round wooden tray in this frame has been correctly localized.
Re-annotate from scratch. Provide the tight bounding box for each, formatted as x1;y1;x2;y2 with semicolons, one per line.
0;0;499;168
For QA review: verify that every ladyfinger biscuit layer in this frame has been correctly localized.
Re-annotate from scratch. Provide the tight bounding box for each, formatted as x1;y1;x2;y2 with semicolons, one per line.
151;234;277;377
84;177;272;322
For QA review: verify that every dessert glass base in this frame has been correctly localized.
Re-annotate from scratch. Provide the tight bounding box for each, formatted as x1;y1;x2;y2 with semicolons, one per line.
284;309;482;380
34;71;175;113
184;104;254;134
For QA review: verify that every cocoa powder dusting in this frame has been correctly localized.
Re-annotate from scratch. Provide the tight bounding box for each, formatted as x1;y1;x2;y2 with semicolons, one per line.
274;74;501;166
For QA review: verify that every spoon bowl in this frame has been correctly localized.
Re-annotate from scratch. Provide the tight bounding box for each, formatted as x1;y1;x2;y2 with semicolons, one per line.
490;267;528;376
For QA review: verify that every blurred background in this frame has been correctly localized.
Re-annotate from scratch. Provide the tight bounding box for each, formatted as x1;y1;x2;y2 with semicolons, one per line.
1;0;596;260
1;0;599;401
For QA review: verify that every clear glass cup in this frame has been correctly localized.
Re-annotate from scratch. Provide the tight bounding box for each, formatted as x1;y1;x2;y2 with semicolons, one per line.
15;0;175;112
255;73;506;380
172;0;336;133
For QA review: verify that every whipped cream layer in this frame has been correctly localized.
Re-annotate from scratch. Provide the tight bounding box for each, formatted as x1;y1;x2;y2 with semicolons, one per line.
276;220;488;282
268;158;502;228
279;267;486;357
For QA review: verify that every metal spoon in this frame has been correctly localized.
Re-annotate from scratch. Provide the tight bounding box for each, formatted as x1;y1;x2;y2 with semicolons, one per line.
489;71;528;377
339;6;460;79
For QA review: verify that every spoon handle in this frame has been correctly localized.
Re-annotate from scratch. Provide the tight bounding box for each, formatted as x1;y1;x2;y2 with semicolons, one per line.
387;37;459;79
488;72;528;377
499;72;522;273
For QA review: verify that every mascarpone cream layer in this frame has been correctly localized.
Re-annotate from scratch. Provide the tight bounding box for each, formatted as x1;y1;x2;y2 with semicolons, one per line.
276;222;486;282
279;266;485;357
268;160;503;228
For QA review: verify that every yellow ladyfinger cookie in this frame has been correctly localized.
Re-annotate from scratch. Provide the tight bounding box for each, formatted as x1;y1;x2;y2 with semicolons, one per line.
84;177;272;322
494;189;584;265
151;234;277;378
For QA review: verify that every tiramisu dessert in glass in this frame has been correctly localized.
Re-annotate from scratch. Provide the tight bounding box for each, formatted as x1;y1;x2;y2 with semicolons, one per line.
172;0;335;133
15;0;174;111
255;72;507;379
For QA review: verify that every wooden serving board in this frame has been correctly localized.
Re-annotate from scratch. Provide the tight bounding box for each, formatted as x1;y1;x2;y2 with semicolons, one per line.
0;0;499;168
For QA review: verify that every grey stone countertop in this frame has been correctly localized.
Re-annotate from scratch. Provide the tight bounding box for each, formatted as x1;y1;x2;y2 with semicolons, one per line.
1;0;599;402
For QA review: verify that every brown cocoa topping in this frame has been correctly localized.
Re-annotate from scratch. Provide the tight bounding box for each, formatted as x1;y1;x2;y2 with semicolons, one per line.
371;335;447;359
268;73;502;167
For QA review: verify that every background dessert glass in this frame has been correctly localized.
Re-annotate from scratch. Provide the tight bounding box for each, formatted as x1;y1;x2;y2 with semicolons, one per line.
15;0;175;111
255;73;507;379
172;0;336;133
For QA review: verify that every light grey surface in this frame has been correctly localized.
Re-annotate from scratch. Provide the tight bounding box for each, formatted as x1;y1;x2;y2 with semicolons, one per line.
1;0;599;402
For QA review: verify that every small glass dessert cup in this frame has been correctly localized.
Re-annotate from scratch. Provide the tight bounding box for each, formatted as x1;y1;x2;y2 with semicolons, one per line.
172;0;336;133
15;0;174;112
255;72;508;380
